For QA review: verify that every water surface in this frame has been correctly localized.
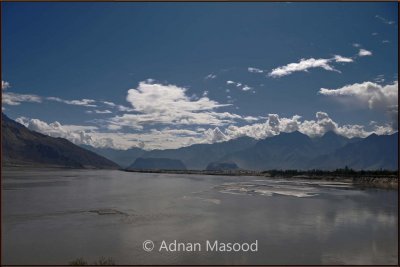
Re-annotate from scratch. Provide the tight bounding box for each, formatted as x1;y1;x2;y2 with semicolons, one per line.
2;169;398;265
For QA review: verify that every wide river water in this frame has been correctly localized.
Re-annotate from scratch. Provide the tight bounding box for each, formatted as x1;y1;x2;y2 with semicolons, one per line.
2;169;398;265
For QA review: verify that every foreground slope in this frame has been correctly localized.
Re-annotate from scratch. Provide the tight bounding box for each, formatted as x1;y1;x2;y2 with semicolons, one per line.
2;114;119;169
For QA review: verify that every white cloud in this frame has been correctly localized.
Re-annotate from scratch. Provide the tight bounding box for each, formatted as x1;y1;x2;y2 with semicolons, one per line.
126;81;228;113
1;81;42;106
224;114;302;140
205;74;217;79
269;58;339;78
243;116;262;122
101;101;135;112
2;80;10;90
2;92;42;105
102;101;116;107
358;49;372;57
248;67;264;73
106;81;248;130
47;97;97;107
372;32;378;36
352;43;361;48
334;55;353;63
0;82;101;109
15;109;396;151
116;105;134;112
15;117;106;147
226;80;253;92
375;15;395;25
242;86;252;91
224;111;393;140
319;81;397;110
93;109;112;114
319;81;398;129
299;111;339;137
382;40;390;44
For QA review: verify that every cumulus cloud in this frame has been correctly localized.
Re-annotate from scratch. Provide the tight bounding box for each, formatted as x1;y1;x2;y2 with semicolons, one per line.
224;111;393;140
269;58;340;78
127;81;228;113
319;81;397;110
319;81;398;130
106;81;253;130
358;49;372;57
352;43;361;48
248;67;264;73
2;80;10;90
334;55;354;63
224;114;302;140
299;111;339;137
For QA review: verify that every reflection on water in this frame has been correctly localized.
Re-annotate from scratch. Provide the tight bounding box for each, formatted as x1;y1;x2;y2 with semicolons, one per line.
2;169;398;265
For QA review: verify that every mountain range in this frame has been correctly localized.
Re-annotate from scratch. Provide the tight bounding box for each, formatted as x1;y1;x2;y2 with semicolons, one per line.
219;131;397;170
87;129;397;171
2;114;397;171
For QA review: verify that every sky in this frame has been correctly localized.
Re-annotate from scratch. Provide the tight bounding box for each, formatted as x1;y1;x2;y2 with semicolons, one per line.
1;2;398;150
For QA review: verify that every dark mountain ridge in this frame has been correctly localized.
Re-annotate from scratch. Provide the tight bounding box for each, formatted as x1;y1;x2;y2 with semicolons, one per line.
2;114;119;169
219;131;397;171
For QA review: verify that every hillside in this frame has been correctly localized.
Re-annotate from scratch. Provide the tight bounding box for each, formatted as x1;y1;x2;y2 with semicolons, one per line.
2;114;119;169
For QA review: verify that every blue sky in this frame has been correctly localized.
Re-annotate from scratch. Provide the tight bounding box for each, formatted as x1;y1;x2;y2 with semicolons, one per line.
2;2;398;150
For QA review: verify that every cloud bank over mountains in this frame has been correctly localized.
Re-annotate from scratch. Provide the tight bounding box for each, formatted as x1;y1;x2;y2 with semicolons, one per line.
15;108;395;150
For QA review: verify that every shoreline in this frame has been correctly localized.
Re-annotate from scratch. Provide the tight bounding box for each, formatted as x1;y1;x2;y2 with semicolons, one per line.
124;169;398;190
2;166;397;190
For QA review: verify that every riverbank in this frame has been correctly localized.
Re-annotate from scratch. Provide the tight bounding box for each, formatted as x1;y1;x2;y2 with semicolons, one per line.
124;169;398;190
